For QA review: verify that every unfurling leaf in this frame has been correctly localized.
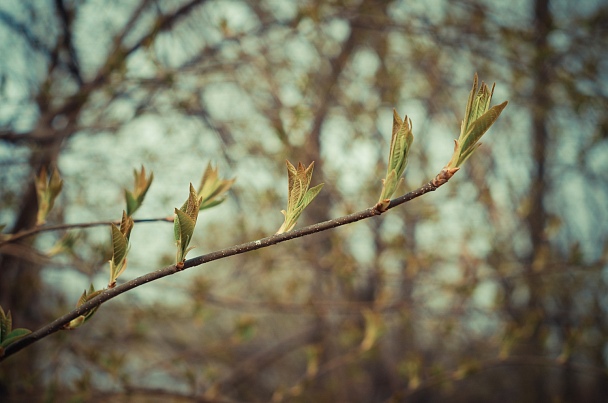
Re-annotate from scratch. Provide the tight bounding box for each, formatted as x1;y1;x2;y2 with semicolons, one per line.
124;165;154;216
108;211;134;288
197;163;235;210
445;73;508;171
174;184;202;267
35;167;64;226
276;161;324;234
0;328;31;350
0;305;31;354
378;110;414;209
64;284;103;330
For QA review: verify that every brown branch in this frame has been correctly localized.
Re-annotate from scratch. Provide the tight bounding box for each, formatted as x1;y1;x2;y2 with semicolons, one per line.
122;0;208;60
54;0;83;85
0;217;174;246
0;177;442;362
0;9;52;57
0;131;31;144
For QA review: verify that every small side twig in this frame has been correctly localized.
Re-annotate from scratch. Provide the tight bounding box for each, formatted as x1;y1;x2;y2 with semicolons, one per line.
0;217;174;246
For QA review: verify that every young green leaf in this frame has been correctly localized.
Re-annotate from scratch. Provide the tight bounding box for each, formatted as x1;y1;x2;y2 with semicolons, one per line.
108;211;134;288
197;163;235;210
377;110;414;209
0;306;12;342
64;284;103;330
124;165;154;216
0;305;31;353
1;329;32;350
174;183;202;267
446;73;508;170
35;167;64;226
276;161;324;234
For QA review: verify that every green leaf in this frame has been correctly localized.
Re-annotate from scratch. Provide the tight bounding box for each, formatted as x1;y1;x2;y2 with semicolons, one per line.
65;285;103;329
0;328;31;348
108;212;133;287
378;111;414;204
197;163;235;210
125;190;138;217
301;183;324;210
199;198;224;210
111;224;128;265
173;212;181;242
277;161;324;234
461;73;479;134
0;306;31;347
175;208;196;248
174;184;202;264
124;166;154;216
0;306;10;342
446;74;508;170
388;111;413;175
457;142;482;168
65;316;86;329
184;184;202;219
379;170;397;202
460;101;508;156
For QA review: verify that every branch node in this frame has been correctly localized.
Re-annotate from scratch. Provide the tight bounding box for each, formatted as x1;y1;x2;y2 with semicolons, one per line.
374;200;390;214
431;167;459;187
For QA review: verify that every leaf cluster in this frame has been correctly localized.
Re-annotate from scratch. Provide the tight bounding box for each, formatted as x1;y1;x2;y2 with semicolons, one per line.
378;110;415;210
276;161;324;234
447;74;508;169
108;211;134;288
63;285;103;330
174;184;202;267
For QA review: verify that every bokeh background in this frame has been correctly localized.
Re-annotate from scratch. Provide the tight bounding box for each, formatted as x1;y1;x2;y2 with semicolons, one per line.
1;0;607;401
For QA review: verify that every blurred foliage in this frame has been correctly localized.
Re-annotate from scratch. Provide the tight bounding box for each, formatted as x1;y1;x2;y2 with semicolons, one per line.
0;0;607;402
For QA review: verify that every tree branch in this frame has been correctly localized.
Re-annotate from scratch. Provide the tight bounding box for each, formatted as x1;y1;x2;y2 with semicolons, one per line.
0;217;174;246
1;177;441;362
54;0;83;85
0;9;52;57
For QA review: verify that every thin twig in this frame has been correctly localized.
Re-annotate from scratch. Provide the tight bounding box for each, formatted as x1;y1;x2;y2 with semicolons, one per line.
0;217;174;246
1;178;441;362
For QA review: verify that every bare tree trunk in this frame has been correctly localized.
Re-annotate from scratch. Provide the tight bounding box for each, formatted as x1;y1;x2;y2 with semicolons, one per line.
520;0;553;400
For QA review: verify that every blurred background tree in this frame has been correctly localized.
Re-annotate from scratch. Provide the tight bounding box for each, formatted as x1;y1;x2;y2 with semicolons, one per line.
1;0;607;401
